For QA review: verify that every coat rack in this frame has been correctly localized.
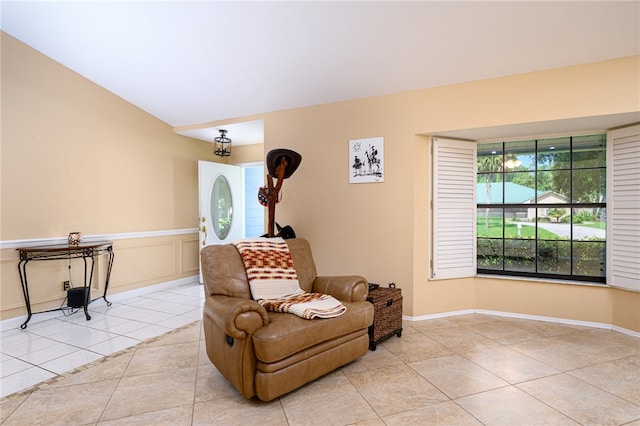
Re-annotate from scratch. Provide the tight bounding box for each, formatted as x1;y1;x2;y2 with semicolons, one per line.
259;149;302;237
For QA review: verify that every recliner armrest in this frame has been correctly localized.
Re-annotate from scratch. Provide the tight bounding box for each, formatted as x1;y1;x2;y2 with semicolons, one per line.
312;275;368;302
204;295;269;339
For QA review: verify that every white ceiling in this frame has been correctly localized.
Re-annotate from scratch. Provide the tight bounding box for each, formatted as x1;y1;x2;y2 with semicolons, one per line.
2;1;639;145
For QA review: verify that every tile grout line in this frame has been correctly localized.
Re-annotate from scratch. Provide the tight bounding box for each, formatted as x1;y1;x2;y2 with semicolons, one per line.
0;320;202;403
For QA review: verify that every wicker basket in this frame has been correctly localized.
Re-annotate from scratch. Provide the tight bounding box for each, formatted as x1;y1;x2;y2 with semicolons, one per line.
366;286;402;350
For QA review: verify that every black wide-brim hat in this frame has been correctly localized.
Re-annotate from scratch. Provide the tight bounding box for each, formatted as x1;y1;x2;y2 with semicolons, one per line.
266;149;302;179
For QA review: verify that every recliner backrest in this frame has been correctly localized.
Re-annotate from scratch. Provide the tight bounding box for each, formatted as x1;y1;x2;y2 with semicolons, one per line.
200;238;318;298
284;238;318;293
201;244;252;299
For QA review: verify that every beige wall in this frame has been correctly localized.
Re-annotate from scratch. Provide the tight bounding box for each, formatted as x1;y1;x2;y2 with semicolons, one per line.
2;30;638;331
1;33;215;239
473;279;639;332
252;56;639;330
611;288;640;332
230;143;265;166
1;33;221;320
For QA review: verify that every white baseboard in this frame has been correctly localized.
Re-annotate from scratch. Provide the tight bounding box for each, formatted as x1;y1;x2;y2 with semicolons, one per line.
104;276;200;303
405;309;475;322
0;275;200;331
475;309;611;330
611;325;640;339
403;309;640;339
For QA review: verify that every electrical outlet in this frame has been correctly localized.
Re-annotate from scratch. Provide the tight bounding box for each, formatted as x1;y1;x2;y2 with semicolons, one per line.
63;281;70;291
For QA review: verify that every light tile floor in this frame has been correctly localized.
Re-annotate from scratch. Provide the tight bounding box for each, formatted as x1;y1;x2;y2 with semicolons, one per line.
1;283;639;425
1;280;204;399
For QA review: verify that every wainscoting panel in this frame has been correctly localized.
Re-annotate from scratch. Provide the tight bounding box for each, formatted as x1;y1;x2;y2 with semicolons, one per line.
109;241;177;288
181;239;201;274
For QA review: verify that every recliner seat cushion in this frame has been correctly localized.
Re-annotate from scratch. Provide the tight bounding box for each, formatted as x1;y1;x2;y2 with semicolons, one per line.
252;300;373;364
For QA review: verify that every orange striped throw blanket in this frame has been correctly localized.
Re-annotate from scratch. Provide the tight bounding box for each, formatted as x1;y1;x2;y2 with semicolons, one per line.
233;238;346;319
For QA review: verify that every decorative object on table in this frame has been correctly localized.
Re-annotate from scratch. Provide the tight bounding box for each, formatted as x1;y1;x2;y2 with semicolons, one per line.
213;129;232;157
366;284;402;350
259;148;302;237
349;136;384;183
68;232;82;245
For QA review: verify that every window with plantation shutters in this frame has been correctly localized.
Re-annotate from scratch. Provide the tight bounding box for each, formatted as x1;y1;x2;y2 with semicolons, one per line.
607;124;640;291
477;134;608;282
431;137;477;279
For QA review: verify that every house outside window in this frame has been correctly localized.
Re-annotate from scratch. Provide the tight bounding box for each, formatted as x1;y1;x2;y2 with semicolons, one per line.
476;134;606;282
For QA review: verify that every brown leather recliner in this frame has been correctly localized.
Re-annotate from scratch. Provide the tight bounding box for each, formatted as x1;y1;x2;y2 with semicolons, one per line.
201;238;374;401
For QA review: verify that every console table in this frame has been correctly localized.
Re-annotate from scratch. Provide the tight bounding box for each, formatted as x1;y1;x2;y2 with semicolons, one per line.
16;240;114;329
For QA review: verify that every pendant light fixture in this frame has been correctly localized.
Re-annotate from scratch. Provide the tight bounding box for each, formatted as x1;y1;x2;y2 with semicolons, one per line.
214;129;232;157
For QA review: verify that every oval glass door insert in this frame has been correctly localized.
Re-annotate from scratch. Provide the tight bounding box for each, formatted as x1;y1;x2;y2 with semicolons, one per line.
211;175;233;240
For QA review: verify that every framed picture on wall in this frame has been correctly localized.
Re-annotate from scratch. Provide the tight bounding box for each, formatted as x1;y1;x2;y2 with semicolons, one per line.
349;137;384;184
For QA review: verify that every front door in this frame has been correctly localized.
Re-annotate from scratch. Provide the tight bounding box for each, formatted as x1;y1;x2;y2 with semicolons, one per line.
198;160;244;280
198;160;244;245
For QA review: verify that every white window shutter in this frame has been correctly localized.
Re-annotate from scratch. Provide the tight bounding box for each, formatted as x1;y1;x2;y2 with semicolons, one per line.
607;124;640;291
431;137;477;279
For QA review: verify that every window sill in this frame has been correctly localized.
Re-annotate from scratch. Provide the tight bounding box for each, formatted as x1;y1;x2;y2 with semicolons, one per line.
476;273;609;288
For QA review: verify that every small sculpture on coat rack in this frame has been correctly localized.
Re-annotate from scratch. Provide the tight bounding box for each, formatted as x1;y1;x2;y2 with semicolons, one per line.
259;149;302;237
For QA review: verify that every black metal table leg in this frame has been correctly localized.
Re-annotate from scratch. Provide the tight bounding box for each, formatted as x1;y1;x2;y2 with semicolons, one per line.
17;259;32;329
83;255;92;321
102;249;114;306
